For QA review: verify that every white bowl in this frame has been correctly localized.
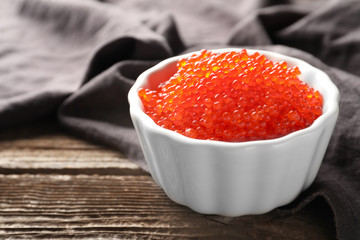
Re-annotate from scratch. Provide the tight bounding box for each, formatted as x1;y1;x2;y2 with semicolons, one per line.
128;48;339;217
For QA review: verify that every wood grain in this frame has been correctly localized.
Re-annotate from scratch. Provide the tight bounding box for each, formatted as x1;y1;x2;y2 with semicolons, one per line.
0;123;336;239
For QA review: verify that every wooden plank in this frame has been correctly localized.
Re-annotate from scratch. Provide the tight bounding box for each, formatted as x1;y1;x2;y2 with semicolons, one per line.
0;123;143;175
0;174;336;240
0;148;142;175
0;123;336;239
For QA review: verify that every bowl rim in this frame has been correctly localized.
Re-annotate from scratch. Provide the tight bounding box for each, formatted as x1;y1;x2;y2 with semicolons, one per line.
128;48;340;148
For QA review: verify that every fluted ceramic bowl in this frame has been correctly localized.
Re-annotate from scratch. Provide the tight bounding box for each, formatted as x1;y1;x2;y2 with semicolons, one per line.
128;48;339;217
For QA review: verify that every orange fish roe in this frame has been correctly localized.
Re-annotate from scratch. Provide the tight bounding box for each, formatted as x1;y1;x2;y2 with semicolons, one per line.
138;49;323;142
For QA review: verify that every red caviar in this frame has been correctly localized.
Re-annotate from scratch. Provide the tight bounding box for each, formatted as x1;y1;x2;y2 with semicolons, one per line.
138;49;323;142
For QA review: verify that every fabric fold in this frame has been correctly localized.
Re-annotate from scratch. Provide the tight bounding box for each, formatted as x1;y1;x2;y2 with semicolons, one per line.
59;60;158;171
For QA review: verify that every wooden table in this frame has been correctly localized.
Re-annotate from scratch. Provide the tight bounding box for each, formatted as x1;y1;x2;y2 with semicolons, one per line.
0;122;336;239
